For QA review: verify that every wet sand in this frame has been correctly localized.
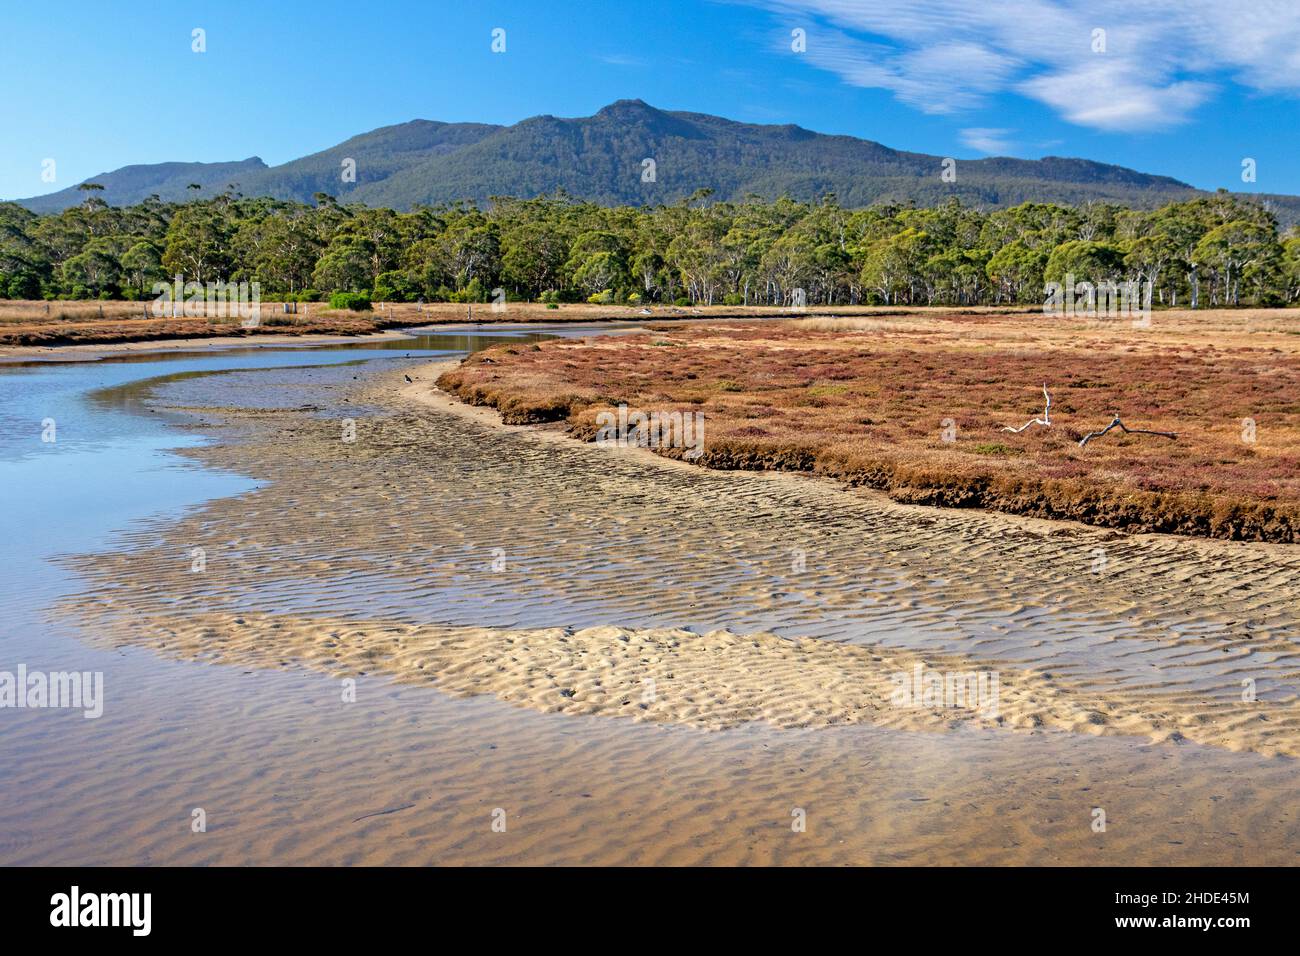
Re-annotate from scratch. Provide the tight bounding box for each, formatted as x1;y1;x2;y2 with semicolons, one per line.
5;668;1297;866
22;354;1300;864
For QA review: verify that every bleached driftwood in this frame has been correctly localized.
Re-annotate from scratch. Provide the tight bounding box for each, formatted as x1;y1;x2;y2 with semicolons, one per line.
1001;384;1052;433
1078;414;1177;447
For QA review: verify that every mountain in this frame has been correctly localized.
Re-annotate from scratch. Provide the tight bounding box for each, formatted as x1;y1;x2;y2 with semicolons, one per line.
18;121;502;213
20;158;269;214
14;100;1300;220
233;119;502;204
349;100;1201;210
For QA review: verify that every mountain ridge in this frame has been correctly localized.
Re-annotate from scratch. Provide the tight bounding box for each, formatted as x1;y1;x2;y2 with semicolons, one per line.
13;99;1297;221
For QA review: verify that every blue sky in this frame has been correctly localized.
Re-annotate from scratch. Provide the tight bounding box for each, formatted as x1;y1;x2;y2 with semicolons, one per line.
4;0;1299;201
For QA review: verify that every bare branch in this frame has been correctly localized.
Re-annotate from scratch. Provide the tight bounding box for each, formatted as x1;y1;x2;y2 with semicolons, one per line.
1078;413;1177;447
1001;383;1052;433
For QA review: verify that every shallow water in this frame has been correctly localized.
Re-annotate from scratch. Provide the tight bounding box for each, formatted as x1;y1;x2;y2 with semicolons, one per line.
2;324;1299;865
0;324;599;621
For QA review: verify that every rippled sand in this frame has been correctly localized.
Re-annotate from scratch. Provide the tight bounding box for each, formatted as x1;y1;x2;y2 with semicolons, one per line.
33;356;1300;864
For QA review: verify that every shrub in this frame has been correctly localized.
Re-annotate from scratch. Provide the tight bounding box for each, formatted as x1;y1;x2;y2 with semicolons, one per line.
373;270;415;303
328;291;372;311
6;272;42;300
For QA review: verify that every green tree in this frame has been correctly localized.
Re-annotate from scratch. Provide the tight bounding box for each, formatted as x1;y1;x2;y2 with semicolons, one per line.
162;204;234;282
120;240;164;294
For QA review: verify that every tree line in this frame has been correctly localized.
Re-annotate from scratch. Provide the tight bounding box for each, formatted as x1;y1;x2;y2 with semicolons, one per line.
1;186;1297;308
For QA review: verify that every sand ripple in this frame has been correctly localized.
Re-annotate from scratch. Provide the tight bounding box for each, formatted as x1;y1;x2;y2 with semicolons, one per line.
52;359;1300;759
64;607;1300;756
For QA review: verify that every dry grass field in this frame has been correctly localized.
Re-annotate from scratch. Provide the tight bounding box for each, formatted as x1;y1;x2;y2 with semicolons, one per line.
437;308;1300;542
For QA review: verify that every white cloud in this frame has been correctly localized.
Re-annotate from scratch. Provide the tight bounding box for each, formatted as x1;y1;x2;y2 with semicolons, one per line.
960;127;1015;154
597;53;647;67
751;0;1300;131
1020;66;1214;132
798;33;1015;113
